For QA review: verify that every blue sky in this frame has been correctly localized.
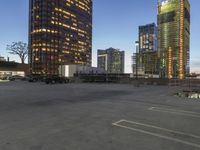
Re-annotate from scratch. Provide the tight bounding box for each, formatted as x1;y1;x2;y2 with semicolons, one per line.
0;0;199;73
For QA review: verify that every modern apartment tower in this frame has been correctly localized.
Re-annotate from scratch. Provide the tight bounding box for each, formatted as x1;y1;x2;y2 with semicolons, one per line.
158;0;190;79
98;48;125;74
133;23;159;77
29;0;93;75
139;23;158;53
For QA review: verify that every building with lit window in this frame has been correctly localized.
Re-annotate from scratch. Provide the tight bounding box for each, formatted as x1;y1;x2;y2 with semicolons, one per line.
29;0;93;75
98;48;125;74
158;0;190;79
0;60;29;79
139;23;158;53
132;41;140;75
133;52;159;78
133;23;159;78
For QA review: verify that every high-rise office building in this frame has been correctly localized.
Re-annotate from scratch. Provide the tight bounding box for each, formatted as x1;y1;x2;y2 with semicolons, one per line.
137;52;159;75
133;23;159;77
133;41;146;76
139;23;158;53
98;48;125;74
135;41;139;53
29;0;92;75
133;51;159;77
158;0;190;79
132;41;139;74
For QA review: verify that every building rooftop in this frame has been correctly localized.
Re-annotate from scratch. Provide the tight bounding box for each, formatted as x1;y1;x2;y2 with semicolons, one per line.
0;82;199;149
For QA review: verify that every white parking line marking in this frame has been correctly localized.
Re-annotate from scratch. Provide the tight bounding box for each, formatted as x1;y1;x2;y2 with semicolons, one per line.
148;107;200;118
113;120;200;139
112;120;200;149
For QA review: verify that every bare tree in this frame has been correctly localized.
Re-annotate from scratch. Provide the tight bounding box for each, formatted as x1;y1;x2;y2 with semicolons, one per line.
7;42;28;64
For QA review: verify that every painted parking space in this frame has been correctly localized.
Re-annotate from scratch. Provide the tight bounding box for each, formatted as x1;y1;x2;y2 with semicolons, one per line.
112;119;200;149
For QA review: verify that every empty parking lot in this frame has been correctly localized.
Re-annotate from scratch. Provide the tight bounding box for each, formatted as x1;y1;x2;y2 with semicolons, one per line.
0;81;200;150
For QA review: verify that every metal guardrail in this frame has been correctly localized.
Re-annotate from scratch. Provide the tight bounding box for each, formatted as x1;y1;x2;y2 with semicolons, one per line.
169;79;200;91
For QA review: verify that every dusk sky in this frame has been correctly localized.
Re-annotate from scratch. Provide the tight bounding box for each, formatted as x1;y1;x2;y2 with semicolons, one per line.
0;0;199;73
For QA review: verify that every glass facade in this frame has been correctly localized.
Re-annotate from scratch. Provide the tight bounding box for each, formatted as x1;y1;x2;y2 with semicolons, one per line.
138;52;159;75
139;23;158;53
29;0;93;75
158;0;190;79
98;48;125;74
133;23;159;77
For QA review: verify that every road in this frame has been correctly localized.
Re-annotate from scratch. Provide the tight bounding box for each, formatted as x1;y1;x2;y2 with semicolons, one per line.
0;81;200;150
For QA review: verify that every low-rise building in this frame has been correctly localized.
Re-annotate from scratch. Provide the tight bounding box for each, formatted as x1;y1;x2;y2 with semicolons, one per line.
0;61;29;79
0;56;6;61
59;65;105;78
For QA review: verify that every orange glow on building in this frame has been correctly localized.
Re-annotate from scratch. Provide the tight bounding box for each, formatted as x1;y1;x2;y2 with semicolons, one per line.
168;47;172;79
179;0;185;80
158;0;190;79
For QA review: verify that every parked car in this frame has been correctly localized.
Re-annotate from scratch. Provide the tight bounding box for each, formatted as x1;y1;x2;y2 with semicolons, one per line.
12;75;25;80
7;75;25;81
1;77;9;80
28;76;41;82
8;77;15;81
45;76;69;84
28;75;46;82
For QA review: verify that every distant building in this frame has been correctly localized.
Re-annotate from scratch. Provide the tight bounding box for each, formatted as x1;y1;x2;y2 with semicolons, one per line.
0;61;29;78
135;41;139;53
138;51;159;76
139;23;157;53
98;48;125;74
59;65;105;78
0;56;6;62
133;52;159;78
29;0;93;75
132;53;144;77
132;41;145;76
133;23;159;78
158;0;190;79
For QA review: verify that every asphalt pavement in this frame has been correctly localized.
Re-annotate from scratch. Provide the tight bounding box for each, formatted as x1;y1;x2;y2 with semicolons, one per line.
0;81;200;150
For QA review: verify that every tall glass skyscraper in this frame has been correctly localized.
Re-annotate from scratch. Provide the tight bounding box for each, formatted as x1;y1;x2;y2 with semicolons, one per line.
29;0;92;75
139;23;158;53
132;23;159;77
158;0;190;79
